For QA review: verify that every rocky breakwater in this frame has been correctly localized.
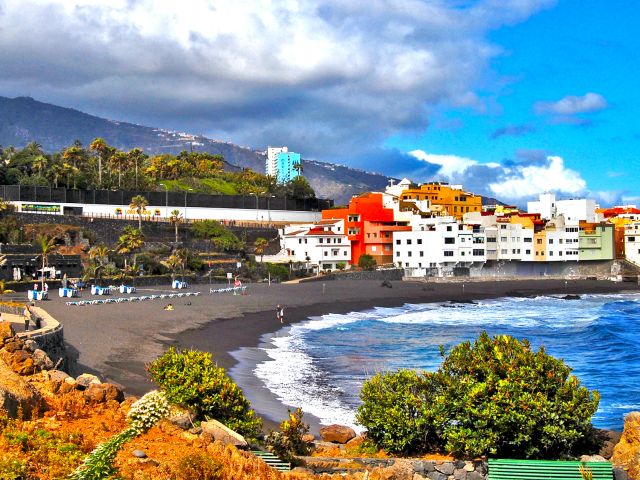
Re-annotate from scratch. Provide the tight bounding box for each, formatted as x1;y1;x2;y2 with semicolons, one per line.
612;411;640;480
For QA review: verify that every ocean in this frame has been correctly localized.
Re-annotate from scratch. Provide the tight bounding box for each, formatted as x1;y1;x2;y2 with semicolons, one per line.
253;293;640;431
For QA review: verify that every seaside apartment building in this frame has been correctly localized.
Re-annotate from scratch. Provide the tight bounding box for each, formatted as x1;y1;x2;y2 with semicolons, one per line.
527;192;597;222
393;217;486;277
624;221;640;266
396;181;482;220
273;219;351;272
321;192;411;266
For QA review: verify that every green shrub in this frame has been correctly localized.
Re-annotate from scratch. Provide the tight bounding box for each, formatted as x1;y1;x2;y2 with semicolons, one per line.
191;220;243;251
147;348;262;438
175;453;223;480
357;254;376;270
357;332;600;458
266;408;311;462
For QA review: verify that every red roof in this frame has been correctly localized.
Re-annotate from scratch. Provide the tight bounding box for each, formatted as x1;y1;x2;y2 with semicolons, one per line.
306;227;337;236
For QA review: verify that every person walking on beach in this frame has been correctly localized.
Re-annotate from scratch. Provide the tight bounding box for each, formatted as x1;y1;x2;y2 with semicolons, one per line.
23;305;30;331
276;304;284;324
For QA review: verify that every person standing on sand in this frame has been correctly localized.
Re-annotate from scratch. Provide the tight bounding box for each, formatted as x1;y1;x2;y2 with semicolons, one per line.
23;306;30;331
276;304;284;324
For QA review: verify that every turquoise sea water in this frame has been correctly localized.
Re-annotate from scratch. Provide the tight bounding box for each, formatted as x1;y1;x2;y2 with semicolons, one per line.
254;294;640;430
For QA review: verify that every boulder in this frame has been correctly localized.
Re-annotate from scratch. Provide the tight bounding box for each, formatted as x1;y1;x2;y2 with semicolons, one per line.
0;357;44;417
0;321;14;343
597;429;623;459
1;348;36;375
83;383;124;404
200;419;248;448
612;411;640;480
319;424;356;444
166;407;194;430
580;455;607;462
47;369;72;383
3;339;24;353
23;340;38;353
32;349;54;371
75;373;101;390
302;433;316;443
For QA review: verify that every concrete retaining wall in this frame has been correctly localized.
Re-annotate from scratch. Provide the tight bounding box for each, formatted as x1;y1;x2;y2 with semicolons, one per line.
303;269;404;282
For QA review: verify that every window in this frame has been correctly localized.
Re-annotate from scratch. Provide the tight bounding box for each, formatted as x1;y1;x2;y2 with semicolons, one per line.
500;225;507;229
473;249;484;256
344;251;348;256
444;237;455;244
319;238;323;243
384;244;391;251
500;236;507;242
447;226;453;232
407;239;412;245
537;238;543;244
512;249;516;254
298;239;302;244
549;251;554;256
420;251;424;257
501;249;507;254
559;251;563;256
444;251;454;257
396;239;401;245
460;237;465;243
396;251;400;257
525;249;531;255
524;238;532;243
559;239;563;244
487;237;496;243
371;246;377;252
408;251;412;257
549;239;554;244
291;250;295;255
348;214;360;222
324;251;327;256
417;239;422;245
629;236;635;242
405;262;409;267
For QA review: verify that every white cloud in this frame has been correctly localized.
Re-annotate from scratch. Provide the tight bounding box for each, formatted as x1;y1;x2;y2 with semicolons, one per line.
489;156;586;199
535;93;608;116
409;150;486;178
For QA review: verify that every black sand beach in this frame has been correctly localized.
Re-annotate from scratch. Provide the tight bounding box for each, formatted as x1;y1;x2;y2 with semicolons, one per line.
37;278;640;429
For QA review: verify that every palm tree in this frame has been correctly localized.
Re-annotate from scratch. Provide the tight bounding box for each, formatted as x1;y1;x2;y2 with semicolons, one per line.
32;155;49;177
169;209;183;243
62;145;85;189
161;254;181;283
129;195;149;230
88;244;110;286
36;234;56;291
89;138;113;188
127;148;146;189
116;226;145;268
254;237;268;263
0;280;15;301
293;161;304;175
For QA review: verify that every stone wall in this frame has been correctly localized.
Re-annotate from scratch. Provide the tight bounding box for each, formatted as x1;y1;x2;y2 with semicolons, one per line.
300;456;488;479
303;268;404;282
15;306;66;370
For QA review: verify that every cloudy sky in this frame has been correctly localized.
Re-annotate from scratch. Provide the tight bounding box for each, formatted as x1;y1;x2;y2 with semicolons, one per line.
0;0;638;205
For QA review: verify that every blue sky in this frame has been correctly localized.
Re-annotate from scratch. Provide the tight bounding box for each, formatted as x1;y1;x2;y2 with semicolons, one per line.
0;0;637;205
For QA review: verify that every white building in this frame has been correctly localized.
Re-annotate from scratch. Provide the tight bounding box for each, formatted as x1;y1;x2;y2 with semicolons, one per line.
624;221;640;266
393;217;486;277
527;192;597;222
269;219;351;272
266;146;288;177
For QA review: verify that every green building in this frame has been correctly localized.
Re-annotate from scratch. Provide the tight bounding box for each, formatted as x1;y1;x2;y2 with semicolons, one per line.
578;222;615;261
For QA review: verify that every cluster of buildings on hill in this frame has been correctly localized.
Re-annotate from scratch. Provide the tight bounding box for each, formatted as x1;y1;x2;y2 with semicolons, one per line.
265;179;640;277
266;146;302;184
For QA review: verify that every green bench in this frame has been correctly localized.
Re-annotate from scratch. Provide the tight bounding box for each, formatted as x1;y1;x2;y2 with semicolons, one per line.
488;459;614;480
250;450;291;472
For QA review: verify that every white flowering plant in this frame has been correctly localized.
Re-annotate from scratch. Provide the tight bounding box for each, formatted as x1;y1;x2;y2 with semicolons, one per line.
71;390;171;479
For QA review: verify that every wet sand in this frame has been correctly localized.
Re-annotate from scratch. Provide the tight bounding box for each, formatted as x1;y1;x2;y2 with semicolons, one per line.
32;278;639;430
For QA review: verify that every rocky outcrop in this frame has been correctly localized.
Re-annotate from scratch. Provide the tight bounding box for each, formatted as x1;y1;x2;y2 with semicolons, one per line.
0;356;44;417
319;424;356;444
612;411;640;480
0;333;55;376
201;419;248;448
83;383;125;404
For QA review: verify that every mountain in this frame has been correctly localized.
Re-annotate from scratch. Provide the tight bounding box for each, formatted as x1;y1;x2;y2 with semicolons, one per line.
0;95;395;204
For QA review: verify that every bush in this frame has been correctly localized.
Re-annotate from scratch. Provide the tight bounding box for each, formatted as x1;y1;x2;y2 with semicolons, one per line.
358;254;376;270
191;220;243;251
266;408;311;462
147;348;262;438
357;332;600;458
175;453;222;480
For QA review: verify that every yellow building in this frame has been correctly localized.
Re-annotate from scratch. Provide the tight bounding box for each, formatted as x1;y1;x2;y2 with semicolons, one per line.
399;182;482;220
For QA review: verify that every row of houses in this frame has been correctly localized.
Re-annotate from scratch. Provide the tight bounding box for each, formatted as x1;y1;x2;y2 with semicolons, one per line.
267;179;640;277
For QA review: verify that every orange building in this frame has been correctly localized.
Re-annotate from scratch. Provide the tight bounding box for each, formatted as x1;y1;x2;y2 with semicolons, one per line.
321;193;410;266
399;182;482;220
596;206;640;258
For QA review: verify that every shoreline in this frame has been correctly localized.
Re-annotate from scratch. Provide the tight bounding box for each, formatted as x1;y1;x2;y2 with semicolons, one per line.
36;278;640;433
